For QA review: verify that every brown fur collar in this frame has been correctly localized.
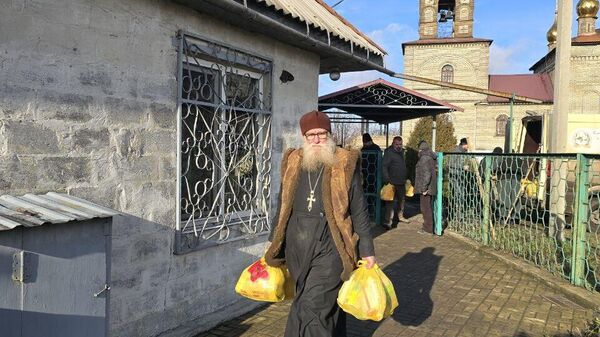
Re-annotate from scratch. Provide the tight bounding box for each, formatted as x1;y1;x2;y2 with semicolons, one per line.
265;147;360;281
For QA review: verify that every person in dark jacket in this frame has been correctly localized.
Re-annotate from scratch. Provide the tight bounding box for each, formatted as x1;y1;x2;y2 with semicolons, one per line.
448;137;469;221
361;133;382;217
382;136;408;228
415;141;437;234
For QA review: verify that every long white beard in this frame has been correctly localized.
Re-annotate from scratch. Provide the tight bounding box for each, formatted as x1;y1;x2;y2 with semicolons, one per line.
301;137;337;172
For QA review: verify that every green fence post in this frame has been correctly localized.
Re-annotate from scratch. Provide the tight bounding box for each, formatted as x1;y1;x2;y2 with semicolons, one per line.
481;156;492;245
435;152;443;236
571;154;589;287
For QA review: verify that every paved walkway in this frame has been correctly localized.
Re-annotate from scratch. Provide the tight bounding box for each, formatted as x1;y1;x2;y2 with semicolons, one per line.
198;217;596;337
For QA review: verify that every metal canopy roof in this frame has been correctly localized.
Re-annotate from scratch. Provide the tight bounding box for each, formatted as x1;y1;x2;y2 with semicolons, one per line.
0;192;118;232
318;78;463;124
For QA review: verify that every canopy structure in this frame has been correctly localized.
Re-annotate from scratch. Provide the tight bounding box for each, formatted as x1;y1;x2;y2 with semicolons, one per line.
319;78;463;124
318;79;463;148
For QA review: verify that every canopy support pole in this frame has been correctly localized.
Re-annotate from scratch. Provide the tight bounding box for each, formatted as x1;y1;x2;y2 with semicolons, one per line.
432;116;437;151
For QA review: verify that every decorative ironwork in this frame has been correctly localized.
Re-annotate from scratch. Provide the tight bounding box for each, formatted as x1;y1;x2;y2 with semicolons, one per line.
320;84;431;107
177;33;272;248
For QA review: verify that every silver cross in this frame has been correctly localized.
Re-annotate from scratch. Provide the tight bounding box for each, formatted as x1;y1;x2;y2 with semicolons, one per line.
307;191;316;212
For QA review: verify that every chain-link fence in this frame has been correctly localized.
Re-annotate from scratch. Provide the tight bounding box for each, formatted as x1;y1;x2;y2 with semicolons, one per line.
440;153;600;292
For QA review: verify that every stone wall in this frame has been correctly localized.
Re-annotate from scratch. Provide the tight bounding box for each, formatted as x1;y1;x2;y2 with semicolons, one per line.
402;41;491;150
570;44;600;115
473;103;553;151
0;0;319;336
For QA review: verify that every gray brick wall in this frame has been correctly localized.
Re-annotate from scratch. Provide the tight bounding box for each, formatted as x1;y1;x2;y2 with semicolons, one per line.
0;0;319;335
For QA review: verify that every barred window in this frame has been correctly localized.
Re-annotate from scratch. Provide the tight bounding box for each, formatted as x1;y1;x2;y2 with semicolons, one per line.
441;64;454;83
177;34;272;248
496;114;508;136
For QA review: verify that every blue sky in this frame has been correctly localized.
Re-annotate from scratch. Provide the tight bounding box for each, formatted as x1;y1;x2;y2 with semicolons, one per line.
319;0;572;95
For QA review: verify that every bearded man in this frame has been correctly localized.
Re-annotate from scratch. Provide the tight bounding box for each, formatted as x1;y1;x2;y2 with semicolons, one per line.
265;110;376;337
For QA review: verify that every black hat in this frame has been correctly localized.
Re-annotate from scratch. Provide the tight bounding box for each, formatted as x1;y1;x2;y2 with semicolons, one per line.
460;138;468;145
362;133;373;143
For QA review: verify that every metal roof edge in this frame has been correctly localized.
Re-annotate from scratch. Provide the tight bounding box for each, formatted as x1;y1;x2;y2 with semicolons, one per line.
0;192;118;232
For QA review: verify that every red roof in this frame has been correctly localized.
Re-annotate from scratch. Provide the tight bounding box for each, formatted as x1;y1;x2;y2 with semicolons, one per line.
572;33;600;45
487;74;554;103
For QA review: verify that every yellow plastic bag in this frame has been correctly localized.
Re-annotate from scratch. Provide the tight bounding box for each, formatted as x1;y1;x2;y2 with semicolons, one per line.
380;183;395;201
520;178;538;198
235;258;291;302
337;260;398;321
405;180;414;197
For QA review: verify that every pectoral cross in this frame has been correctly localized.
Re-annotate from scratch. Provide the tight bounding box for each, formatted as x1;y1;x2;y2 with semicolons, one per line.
307;191;316;212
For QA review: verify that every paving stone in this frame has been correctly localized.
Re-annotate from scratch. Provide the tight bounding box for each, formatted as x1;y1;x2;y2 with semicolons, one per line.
197;212;597;336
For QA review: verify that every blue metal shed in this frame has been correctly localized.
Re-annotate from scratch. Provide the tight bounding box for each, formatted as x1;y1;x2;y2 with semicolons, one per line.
0;192;117;337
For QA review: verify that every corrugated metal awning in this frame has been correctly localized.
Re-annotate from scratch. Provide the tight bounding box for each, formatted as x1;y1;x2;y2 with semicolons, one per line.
0;192;118;231
256;0;386;56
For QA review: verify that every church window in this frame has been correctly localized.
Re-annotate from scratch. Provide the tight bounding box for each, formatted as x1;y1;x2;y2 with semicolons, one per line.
582;91;600;114
496;114;508;136
441;64;454;83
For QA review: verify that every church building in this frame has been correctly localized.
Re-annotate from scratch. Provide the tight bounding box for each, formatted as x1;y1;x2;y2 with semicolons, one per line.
401;0;600;152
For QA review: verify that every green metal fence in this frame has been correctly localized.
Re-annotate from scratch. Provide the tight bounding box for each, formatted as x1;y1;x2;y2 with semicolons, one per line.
439;152;600;292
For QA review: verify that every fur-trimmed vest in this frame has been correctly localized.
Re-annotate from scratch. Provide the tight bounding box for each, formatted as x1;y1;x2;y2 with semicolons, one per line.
265;147;360;281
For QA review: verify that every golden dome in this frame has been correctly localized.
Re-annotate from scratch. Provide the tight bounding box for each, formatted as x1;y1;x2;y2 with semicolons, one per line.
577;0;599;18
547;14;558;44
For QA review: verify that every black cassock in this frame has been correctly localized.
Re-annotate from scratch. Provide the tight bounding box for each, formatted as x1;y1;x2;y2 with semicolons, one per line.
272;166;374;337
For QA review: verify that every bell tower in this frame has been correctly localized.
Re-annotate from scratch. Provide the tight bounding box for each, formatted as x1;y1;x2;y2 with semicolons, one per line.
418;0;474;39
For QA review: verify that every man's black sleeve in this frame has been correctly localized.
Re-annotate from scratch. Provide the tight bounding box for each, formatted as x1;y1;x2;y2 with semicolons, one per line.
349;167;375;257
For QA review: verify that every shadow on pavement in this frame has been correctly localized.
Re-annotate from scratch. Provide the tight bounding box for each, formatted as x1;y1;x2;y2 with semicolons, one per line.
371;199;422;240
346;246;443;336
514;330;592;337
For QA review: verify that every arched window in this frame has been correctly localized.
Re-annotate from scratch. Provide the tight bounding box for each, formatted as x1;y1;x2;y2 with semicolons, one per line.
496;114;508;136
441;65;454;83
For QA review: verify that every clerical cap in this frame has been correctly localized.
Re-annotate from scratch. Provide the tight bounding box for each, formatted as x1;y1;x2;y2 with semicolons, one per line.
299;110;331;135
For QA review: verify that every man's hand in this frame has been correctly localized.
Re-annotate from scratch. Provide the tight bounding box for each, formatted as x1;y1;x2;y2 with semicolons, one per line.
362;256;377;269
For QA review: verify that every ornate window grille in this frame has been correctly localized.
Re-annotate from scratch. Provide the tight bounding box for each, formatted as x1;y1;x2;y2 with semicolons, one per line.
496;114;508;136
441;64;454;83
176;33;272;250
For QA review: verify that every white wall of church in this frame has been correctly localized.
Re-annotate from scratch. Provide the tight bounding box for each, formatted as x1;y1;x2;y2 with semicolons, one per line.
570;45;600;115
